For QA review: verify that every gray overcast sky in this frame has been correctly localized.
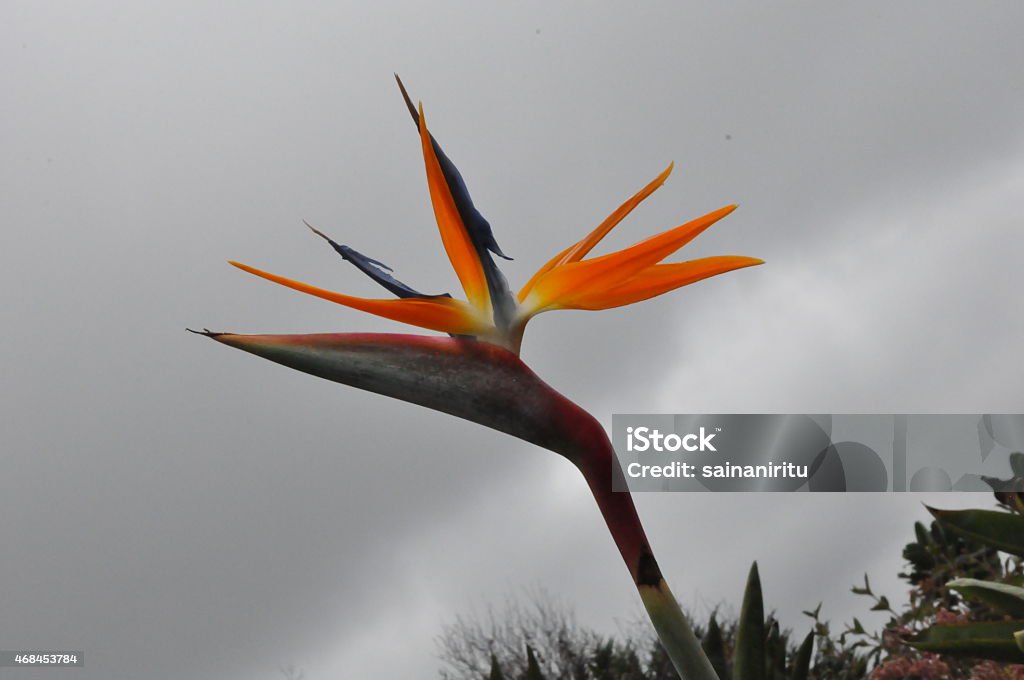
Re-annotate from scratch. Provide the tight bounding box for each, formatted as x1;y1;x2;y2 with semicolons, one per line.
2;2;1022;678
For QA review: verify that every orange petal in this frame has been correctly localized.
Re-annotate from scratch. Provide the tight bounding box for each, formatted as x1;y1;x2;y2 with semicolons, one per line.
229;261;489;335
524;204;738;312
517;244;574;302
518;163;673;300
418;104;490;313
560;162;674;265
565;256;764;310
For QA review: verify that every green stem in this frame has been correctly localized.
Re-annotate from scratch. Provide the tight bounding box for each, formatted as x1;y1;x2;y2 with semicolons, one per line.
557;406;719;680
639;581;720;680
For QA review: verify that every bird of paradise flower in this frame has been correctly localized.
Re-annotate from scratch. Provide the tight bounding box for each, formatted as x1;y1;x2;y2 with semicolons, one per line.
193;76;762;680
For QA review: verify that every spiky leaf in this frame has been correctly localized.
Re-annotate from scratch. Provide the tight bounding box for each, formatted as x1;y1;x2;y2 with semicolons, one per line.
488;653;505;680
702;614;729;680
734;562;765;680
789;631;813;680
525;645;545;680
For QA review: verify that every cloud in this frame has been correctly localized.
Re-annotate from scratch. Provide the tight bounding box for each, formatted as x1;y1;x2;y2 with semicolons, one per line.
1;3;1022;679
656;157;1024;412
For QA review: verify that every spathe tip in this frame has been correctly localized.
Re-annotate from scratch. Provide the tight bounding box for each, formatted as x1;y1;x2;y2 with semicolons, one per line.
394;73;418;123
303;219;330;241
186;327;224;338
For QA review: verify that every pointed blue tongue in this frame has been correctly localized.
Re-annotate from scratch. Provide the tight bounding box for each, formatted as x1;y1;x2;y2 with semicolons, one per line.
305;222;451;300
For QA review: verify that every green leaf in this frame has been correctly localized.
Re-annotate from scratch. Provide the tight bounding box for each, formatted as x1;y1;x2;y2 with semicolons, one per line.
913;521;931;546
488;653;505;680
765;618;786;678
870;596;891;612
927;507;1024;555
1011;452;1024;477
789;631;814;680
948;578;1024;617
702;614;729;680
733;562;765;680
801;603;821;620
850;574;872;596
525;645;545;680
907;620;1024;663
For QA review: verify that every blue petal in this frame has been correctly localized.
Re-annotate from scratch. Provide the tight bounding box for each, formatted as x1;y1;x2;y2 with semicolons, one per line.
306;223;450;300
